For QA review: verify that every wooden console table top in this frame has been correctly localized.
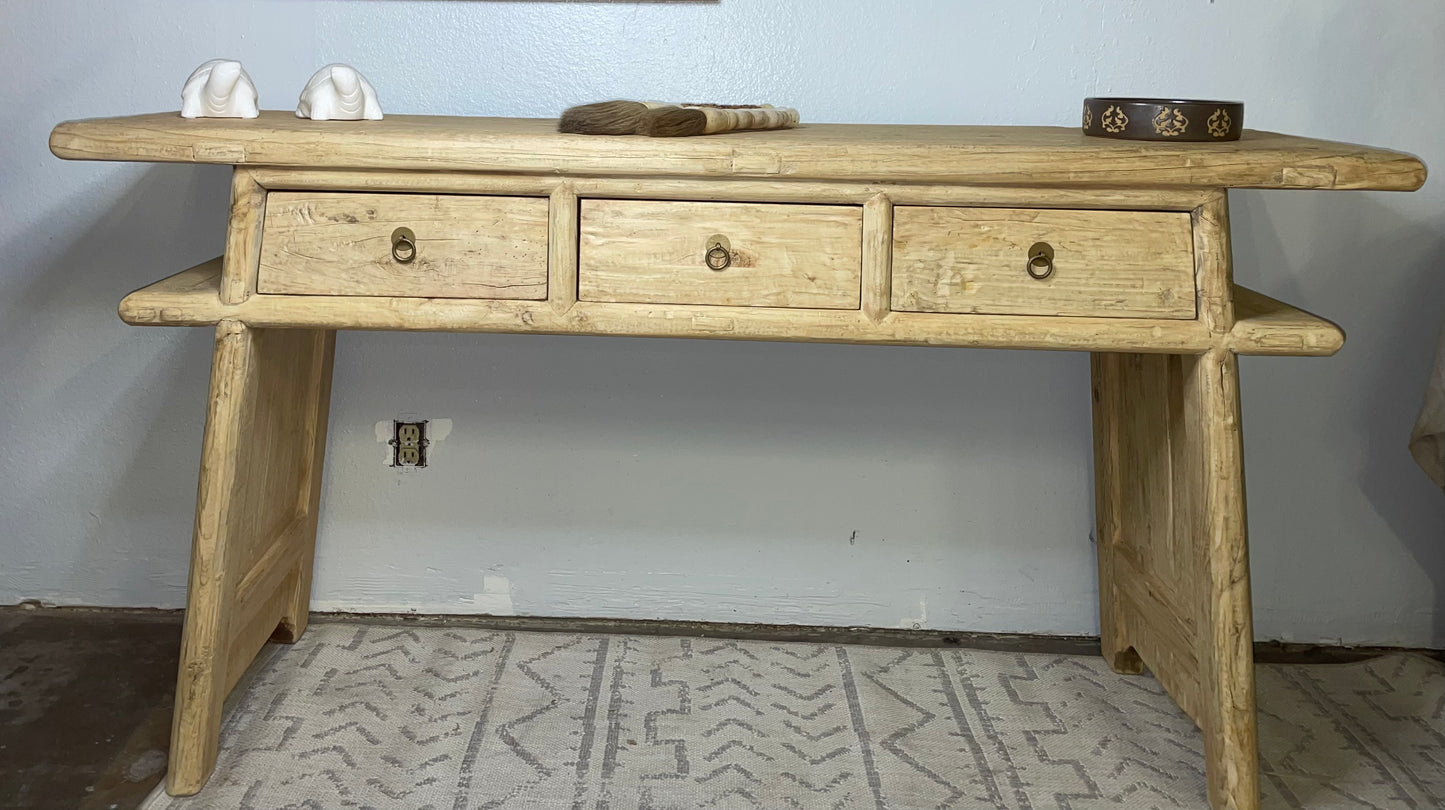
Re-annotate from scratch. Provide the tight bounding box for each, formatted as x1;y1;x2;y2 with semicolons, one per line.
52;111;1425;189
52;111;1425;810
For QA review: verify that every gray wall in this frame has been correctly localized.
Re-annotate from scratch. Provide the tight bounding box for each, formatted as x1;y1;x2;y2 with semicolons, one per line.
3;0;1442;647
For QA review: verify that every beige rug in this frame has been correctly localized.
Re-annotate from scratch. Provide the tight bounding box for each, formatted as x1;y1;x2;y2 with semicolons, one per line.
141;624;1443;809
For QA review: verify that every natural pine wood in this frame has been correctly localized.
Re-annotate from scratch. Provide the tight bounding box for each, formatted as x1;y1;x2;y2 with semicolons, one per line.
1229;286;1344;355
579;199;862;309
1090;349;1259;810
119;261;1346;358
50;112;1426;190
861;193;893;323
892;207;1197;319
257;192;548;299
1092;353;1205;710
548;184;579;313
1091;352;1152;677
1191;349;1259;810
168;322;334;796
270;329;334;646
1090;180;1260;808
61;114;1428;810
1193;192;1236;334
219;169;266;304
168;321;247;795
247;168;1220;210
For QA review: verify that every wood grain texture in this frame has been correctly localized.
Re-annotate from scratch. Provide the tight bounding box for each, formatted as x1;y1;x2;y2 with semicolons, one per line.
120;258;224;325
861;193;893;322
1092;353;1202;709
219;169;266;304
249;168;1217;210
1189;348;1259;810
548;184;579;312
1193;192;1235;334
1091;352;1151;677
1228;285;1344;355
51;112;1426;190
258;192;548;299
1091;350;1259;810
167;322;334;796
263;328;334;647
123;260;1230;353
120;261;1346;359
893;207;1197;318
579;199;862;309
167;321;248;796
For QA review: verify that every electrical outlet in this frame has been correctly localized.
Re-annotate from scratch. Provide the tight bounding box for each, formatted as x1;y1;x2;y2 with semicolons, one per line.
391;420;428;467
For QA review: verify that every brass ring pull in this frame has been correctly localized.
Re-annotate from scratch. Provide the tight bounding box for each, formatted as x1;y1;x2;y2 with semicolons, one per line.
705;245;731;271
704;234;732;271
1026;241;1054;280
391;227;417;264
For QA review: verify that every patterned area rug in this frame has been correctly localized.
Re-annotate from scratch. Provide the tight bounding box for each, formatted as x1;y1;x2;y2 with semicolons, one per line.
142;624;1443;810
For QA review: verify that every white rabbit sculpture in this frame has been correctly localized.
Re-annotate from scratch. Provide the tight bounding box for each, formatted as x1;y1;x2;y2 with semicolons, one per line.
296;64;383;121
180;59;259;119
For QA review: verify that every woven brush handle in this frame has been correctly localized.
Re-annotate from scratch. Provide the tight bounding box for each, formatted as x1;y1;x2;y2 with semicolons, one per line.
684;104;799;134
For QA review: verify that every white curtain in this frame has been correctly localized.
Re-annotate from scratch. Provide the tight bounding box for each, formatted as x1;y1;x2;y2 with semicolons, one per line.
1410;327;1445;491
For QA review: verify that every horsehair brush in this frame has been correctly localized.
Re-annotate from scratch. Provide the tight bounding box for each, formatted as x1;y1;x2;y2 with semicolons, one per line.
558;100;800;137
558;100;654;135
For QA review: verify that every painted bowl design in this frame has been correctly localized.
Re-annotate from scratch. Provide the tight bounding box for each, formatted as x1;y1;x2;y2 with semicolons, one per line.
1083;98;1243;142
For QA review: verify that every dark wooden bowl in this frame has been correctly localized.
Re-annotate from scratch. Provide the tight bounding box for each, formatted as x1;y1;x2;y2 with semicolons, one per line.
1083;98;1243;142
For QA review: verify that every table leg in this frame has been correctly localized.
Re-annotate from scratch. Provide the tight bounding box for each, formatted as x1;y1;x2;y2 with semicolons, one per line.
1091;349;1259;810
166;321;335;796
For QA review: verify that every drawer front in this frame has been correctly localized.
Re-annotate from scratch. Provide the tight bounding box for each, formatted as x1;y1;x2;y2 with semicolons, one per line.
579;200;862;309
257;192;548;299
892;207;1196;319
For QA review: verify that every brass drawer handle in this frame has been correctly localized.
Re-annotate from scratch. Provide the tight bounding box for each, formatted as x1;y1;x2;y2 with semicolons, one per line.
1026;241;1054;280
391;227;417;264
704;234;732;271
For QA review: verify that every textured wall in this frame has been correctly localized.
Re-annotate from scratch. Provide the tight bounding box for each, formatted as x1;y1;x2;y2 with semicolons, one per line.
3;0;1442;646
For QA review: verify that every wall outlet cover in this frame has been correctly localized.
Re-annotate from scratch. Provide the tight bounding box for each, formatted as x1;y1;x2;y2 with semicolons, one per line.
391;420;428;467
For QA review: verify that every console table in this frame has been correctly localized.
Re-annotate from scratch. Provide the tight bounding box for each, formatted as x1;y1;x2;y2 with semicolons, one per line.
50;112;1425;809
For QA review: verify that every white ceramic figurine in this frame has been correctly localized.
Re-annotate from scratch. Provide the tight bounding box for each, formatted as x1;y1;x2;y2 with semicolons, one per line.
180;59;259;119
296;64;383;121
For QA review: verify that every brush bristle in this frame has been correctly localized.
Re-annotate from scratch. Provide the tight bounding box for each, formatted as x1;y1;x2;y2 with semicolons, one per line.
644;106;708;137
558;100;649;135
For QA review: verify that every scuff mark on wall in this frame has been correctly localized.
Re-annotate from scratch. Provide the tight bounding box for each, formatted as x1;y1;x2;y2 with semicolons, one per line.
469;575;514;615
899;596;927;630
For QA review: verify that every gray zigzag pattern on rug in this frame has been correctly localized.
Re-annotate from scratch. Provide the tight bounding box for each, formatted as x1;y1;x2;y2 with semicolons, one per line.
144;624;1444;810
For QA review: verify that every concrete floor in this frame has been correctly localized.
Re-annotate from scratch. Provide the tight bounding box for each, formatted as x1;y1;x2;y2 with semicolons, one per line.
0;607;180;810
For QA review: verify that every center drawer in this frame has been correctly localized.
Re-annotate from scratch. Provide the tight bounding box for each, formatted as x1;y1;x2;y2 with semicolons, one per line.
257;192;549;299
579;200;863;309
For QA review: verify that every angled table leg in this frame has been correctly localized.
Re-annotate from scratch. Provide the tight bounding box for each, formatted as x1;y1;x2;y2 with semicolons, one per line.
167;320;335;795
1091;349;1259;810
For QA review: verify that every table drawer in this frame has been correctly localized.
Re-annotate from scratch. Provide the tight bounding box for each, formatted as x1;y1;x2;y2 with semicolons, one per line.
892;207;1196;319
579;200;862;309
257;192;549;299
